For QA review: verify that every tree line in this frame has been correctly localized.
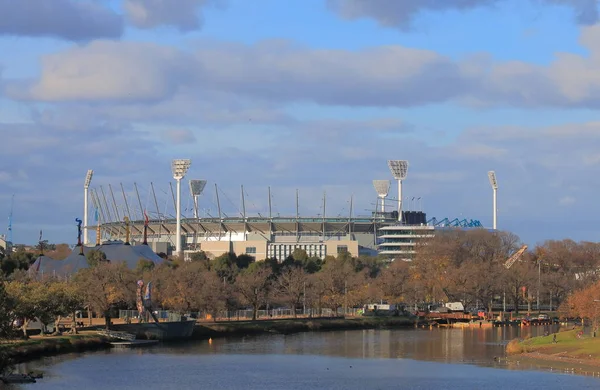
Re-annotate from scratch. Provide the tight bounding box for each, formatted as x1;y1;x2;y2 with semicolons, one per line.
1;228;600;337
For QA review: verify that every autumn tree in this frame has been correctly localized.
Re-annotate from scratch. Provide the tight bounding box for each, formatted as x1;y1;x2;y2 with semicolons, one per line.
161;262;205;313
235;264;272;320
318;256;367;313
374;260;411;303
276;266;308;317
74;262;135;329
197;271;230;321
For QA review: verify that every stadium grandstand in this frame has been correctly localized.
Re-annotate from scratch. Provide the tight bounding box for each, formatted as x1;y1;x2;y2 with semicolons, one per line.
86;182;485;261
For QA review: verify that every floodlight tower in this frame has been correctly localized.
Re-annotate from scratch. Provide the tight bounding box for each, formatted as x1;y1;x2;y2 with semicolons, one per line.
488;171;498;230
83;170;93;245
172;159;191;257
189;180;207;218
372;180;390;214
387;160;409;222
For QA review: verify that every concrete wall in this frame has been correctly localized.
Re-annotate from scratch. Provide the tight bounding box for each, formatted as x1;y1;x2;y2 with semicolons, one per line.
199;240;268;260
325;240;359;258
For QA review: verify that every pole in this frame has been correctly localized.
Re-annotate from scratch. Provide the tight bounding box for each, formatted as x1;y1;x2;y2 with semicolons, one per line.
83;186;89;245
492;188;497;230
537;260;541;312
344;280;347;317
322;191;326;240
176;178;182;257
303;281;306;316
397;179;403;222
381;196;385;213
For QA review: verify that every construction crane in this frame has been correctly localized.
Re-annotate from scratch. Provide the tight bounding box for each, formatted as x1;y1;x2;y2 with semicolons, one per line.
504;245;528;269
7;194;14;244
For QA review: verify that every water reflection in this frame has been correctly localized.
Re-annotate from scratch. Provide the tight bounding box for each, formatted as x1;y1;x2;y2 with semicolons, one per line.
150;324;557;367
15;326;600;390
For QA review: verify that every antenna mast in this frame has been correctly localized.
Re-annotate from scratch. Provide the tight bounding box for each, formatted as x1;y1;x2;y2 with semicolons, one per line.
7;194;14;244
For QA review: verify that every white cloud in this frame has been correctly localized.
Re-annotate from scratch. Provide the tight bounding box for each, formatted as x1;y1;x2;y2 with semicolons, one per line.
559;196;576;205
11;27;600;109
6;41;191;102
161;129;197;144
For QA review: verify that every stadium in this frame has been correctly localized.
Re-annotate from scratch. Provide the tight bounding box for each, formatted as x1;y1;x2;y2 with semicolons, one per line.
83;161;490;261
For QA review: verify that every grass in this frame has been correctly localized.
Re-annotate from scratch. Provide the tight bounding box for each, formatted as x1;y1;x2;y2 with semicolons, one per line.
507;329;600;360
0;333;111;364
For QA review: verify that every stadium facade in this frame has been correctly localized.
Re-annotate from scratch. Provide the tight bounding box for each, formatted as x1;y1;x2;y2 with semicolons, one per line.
95;208;484;261
86;162;486;261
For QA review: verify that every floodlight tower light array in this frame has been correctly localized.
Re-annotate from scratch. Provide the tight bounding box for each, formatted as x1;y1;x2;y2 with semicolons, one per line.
172;159;192;257
373;180;390;213
83;169;93;245
189;179;207;219
387;160;409;222
488;171;498;230
172;159;191;179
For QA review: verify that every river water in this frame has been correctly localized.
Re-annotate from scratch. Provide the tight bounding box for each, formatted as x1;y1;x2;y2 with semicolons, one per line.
14;326;600;389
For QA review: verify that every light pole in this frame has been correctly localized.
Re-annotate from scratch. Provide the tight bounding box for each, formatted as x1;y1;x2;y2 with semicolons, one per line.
84;170;93;246
172;159;191;257
388;160;409;223
488;171;498;230
189;180;207;219
372;180;390;215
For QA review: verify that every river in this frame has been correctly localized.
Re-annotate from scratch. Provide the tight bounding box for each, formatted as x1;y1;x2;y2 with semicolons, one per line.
14;326;600;389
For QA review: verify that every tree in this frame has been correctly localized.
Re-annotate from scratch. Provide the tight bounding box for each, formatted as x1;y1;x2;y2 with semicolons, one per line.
198;271;230;321
235;266;272;320
135;258;155;275
74;262;135;329
276;266;308;317
0;281;15;339
213;252;238;281
318;256;367;313
5;280;39;338
189;251;209;262
86;249;108;267
45;243;72;260
47;282;84;334
236;254;255;269
161;262;205;313
375;260;411;303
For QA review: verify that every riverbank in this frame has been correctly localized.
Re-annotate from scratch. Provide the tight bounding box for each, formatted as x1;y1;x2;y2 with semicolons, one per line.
0;316;417;365
0;334;111;365
507;328;600;372
192;316;418;339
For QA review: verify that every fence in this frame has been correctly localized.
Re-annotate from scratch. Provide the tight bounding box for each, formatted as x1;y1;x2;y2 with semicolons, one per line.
119;307;364;322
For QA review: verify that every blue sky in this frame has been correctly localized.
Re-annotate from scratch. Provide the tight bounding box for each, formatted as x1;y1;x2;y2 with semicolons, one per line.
1;0;600;246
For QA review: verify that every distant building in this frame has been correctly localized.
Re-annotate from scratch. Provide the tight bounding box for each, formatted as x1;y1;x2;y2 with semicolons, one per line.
0;235;11;254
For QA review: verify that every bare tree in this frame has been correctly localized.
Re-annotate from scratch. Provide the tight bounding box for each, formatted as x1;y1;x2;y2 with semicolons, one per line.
235;266;272;320
276;266;308;317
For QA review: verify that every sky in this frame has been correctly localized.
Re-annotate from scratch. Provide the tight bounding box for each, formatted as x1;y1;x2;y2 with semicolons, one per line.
1;0;600;246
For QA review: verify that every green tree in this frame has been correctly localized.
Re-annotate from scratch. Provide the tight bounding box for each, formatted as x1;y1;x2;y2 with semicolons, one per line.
135;258;155;275
189;251;209;262
86;249;108;267
236;254;255;269
0;281;15;339
213;252;238;281
5;280;44;338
